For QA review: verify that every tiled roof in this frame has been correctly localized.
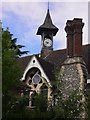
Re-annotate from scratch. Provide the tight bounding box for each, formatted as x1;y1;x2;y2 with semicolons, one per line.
36;56;55;81
17;55;32;72
44;48;67;67
17;44;90;80
45;44;90;74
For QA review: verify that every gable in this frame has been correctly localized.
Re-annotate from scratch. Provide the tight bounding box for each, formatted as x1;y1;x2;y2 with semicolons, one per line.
20;55;52;87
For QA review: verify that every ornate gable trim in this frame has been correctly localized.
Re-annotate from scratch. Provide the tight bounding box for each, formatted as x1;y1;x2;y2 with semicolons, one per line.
20;55;52;87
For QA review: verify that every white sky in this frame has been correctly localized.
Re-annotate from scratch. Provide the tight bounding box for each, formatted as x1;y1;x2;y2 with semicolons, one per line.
1;0;89;55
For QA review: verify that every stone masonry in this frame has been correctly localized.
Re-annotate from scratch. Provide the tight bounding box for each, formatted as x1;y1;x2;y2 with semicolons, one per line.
60;57;87;96
60;57;87;118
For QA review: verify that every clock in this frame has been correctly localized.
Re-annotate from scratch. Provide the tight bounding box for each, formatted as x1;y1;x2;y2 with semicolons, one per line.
44;38;52;47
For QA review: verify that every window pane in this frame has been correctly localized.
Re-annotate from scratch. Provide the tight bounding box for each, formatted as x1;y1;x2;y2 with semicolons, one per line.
32;74;41;84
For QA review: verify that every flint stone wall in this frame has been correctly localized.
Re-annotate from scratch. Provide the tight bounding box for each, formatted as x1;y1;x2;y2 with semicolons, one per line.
60;57;87;99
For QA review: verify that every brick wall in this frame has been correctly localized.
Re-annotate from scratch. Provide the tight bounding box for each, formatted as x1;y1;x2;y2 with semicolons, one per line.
65;18;84;57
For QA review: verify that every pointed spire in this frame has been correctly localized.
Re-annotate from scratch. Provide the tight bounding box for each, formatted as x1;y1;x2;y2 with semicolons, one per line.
37;4;58;36
43;8;53;27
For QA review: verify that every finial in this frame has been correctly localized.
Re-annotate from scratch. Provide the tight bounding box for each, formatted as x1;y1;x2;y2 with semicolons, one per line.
48;0;49;10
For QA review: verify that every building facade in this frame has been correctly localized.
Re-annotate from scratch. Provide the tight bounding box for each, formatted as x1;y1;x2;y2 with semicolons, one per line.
17;8;90;110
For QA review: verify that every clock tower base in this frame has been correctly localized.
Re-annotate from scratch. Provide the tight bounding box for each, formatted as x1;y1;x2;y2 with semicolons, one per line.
41;49;53;58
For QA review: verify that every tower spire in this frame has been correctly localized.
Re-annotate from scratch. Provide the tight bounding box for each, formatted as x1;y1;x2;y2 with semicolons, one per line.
48;0;49;10
36;6;58;36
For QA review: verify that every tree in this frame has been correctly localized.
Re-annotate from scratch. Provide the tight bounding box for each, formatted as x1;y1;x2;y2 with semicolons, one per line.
2;27;28;118
2;28;28;57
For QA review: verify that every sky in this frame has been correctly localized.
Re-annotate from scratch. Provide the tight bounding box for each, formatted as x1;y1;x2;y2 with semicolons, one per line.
1;0;89;56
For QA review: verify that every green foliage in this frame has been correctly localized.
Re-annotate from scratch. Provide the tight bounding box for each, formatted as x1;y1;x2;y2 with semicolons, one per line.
2;27;27;118
53;91;84;118
2;28;28;57
2;28;22;94
87;94;90;120
2;93;53;119
34;93;47;112
2;96;27;119
2;50;21;94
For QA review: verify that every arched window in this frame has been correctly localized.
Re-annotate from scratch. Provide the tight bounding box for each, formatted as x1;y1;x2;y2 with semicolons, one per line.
25;67;42;86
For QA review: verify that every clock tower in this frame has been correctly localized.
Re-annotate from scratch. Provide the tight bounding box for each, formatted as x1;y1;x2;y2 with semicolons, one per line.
36;9;59;57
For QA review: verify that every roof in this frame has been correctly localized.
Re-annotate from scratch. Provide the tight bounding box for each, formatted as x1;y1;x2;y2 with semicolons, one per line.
17;55;32;72
37;9;58;36
17;44;90;81
45;44;90;74
36;56;55;81
82;44;90;74
17;55;55;82
44;48;67;67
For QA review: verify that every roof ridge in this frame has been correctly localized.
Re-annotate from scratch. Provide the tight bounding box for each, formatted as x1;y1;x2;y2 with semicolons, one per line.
36;55;54;66
18;54;39;59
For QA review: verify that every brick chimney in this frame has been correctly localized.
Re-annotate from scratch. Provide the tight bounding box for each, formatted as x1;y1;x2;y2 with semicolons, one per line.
65;20;73;57
65;18;84;57
73;18;84;57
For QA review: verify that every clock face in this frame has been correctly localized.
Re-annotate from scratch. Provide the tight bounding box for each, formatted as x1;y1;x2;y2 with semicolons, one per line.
44;38;52;47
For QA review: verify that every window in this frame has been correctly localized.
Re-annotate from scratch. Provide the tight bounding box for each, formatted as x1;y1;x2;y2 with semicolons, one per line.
32;72;41;84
